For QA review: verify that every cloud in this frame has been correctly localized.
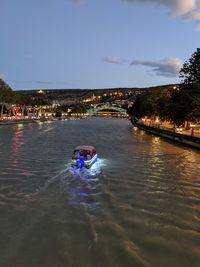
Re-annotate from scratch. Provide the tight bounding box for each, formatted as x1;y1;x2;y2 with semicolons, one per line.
70;0;88;5
103;56;182;77
102;56;127;64
124;0;200;30
70;0;200;28
130;58;182;77
6;80;78;85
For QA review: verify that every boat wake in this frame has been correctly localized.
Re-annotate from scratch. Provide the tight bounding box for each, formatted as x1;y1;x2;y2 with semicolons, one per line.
67;158;106;177
5;158;107;208
35;158;106;195
57;158;107;209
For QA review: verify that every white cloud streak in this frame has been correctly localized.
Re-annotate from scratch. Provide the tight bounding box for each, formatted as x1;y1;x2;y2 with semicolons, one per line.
71;0;200;29
130;58;182;77
70;0;88;5
102;56;127;64
124;0;200;30
5;79;79;85
102;56;182;77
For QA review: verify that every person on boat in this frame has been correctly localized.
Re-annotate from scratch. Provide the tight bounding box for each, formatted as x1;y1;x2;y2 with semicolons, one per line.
86;153;91;160
74;150;81;159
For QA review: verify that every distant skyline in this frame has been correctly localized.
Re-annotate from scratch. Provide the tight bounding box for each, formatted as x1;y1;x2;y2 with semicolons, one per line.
0;0;199;90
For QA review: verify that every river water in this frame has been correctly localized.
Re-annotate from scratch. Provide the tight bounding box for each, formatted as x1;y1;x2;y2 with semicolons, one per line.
0;117;200;267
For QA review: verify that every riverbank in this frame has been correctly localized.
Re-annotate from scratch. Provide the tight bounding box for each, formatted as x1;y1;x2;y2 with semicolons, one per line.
0;116;87;126
0;118;37;126
132;119;200;149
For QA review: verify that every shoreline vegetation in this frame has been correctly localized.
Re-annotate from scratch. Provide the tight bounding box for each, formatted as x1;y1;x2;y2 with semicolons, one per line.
128;48;200;148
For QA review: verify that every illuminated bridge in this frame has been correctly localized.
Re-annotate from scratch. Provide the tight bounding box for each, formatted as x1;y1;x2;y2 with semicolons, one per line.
86;105;128;117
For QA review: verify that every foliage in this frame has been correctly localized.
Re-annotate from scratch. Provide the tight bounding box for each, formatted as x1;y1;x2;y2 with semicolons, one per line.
127;88;172;120
180;48;200;84
70;103;87;114
170;83;200;125
55;109;62;118
14;92;33;106
128;83;200;126
31;97;50;106
129;48;200;126
0;79;14;103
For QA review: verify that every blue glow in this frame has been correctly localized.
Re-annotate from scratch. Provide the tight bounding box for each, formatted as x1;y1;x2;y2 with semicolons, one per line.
77;192;89;198
65;158;107;209
70;157;102;174
67;158;106;175
76;159;84;168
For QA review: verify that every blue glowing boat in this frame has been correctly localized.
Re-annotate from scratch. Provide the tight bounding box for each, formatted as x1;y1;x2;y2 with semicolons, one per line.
71;145;97;169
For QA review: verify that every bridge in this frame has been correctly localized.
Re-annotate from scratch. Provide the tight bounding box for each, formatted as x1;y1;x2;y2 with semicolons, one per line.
86;105;128;117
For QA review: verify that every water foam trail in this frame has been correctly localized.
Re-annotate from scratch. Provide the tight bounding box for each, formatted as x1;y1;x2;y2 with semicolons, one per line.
43;126;54;132
36;168;68;193
63;159;107;247
32;158;106;197
0;158;106;206
67;158;106;177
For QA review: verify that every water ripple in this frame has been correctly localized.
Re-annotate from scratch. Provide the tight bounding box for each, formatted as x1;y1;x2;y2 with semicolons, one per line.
0;118;200;267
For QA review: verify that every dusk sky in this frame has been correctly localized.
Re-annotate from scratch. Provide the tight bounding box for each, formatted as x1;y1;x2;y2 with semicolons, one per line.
0;0;200;90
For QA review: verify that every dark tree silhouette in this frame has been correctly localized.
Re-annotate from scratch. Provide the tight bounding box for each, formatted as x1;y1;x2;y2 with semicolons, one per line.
180;48;200;84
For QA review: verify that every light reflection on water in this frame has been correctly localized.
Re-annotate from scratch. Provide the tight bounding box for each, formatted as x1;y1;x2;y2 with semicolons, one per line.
0;118;200;267
58;158;106;210
11;128;24;157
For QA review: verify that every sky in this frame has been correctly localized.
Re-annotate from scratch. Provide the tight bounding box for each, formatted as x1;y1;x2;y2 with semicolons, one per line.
0;0;200;90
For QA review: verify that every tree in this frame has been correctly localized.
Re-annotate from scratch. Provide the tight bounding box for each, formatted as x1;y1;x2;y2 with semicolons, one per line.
70;103;86;114
0;79;14;118
180;48;200;84
55;108;62;118
175;48;200;125
14;93;33;118
169;83;200;125
127;88;172;121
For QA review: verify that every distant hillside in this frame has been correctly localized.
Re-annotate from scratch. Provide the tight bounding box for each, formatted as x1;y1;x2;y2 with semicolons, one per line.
15;84;178;104
16;84;177;94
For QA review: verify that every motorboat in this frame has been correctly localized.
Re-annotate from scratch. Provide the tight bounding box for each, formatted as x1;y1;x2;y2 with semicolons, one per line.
71;145;97;169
